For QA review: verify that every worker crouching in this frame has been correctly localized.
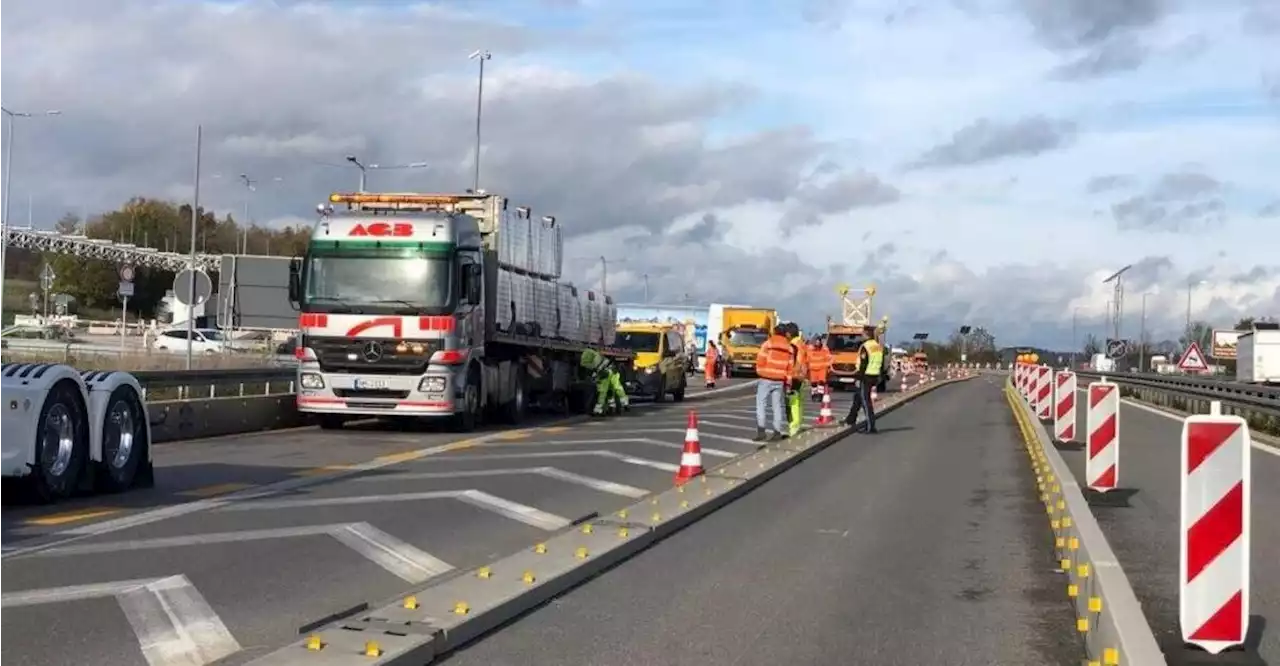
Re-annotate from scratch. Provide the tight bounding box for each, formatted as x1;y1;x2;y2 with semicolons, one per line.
580;348;629;416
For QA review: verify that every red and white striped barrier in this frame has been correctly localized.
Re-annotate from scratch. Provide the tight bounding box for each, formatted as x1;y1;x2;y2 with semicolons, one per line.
1179;402;1252;654
1016;363;1028;398
1086;379;1119;492
1034;365;1052;420
1053;370;1076;443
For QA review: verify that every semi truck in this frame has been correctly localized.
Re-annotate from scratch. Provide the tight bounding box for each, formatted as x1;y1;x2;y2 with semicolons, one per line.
1;363;154;502
719;307;778;376
288;192;635;431
1235;325;1280;384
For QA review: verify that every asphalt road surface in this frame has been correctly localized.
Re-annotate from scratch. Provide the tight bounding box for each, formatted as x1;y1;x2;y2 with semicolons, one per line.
442;376;1082;666
1061;390;1280;662
1;376;923;666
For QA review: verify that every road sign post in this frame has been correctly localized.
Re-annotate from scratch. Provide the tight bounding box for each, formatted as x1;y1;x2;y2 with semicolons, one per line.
118;265;135;356
39;263;55;320
1106;338;1128;360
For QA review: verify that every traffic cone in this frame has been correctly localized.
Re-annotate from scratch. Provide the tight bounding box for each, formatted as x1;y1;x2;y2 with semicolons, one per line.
816;386;834;427
674;411;704;485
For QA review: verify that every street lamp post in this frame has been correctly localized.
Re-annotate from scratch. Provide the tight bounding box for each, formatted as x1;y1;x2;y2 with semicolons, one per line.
1184;278;1205;342
342;156;428;192
469;49;492;192
1139;292;1149;372
187;125;203;371
1;107;62;290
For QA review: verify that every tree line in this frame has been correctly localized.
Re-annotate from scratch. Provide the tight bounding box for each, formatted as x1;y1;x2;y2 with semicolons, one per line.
5;197;312;319
891;326;1001;365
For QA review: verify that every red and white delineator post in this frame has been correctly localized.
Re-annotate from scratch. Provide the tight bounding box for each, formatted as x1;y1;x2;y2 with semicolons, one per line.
1034;365;1052;420
1085;379;1119;492
1052;370;1076;443
1016;363;1028;398
1180;402;1252;654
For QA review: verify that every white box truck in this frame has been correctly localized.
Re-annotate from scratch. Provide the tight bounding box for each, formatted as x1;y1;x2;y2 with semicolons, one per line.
1234;326;1280;384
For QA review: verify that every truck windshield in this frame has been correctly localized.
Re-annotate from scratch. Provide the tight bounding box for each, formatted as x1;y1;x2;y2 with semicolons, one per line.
725;329;768;347
616;332;661;353
303;251;451;312
827;334;864;352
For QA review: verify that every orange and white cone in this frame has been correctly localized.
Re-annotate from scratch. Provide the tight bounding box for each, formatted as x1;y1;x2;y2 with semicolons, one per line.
674;410;704;485
816;386;834;427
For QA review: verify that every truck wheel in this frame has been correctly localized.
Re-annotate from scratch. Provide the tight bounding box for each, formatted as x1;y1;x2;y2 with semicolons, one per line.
502;367;527;425
318;415;345;430
453;368;482;432
32;380;90;502
654;377;668;403
98;386;147;492
672;376;687;402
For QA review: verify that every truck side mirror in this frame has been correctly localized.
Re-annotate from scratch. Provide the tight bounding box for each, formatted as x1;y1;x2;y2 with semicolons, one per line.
465;264;482;305
287;257;302;309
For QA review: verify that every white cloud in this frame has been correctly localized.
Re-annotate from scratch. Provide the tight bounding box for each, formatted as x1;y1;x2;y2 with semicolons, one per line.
2;0;1277;351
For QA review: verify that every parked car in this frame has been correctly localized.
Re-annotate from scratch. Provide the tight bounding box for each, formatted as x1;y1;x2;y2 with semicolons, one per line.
153;328;226;354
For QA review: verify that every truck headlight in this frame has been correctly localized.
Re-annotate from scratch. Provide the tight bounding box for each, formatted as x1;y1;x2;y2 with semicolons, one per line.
300;373;325;389
418;376;446;393
644;366;656;374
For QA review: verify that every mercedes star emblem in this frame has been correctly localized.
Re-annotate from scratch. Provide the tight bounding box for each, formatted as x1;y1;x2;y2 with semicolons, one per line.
362;341;383;362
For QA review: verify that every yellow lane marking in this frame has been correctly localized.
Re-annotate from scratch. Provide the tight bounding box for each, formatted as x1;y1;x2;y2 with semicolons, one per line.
441;442;475;452
375;451;424;464
24;508;123;526
492;431;531;441
177;483;256;498
540;426;570;434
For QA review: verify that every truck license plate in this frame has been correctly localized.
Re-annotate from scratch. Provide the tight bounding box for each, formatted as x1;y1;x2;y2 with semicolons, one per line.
839;377;856;383
354;378;389;390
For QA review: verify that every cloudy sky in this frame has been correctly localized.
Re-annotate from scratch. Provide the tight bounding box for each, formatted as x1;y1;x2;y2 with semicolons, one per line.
3;0;1278;348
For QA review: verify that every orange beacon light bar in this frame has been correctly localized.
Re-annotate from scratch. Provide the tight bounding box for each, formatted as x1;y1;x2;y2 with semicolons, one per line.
328;193;483;205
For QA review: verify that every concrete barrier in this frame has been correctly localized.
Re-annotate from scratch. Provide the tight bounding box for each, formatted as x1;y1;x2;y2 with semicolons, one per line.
149;394;308;443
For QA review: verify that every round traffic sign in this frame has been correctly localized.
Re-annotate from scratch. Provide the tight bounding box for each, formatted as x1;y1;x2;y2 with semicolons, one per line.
119;264;136;282
173;269;213;306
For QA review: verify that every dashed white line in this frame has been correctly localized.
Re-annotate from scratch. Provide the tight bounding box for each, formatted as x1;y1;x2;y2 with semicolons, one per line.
412;450;681;472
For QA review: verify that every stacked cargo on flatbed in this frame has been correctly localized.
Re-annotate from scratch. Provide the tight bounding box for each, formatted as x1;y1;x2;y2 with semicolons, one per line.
491;207;617;347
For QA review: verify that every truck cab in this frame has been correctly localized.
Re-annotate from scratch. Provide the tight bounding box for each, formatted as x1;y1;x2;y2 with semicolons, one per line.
825;325;866;388
616;322;687;402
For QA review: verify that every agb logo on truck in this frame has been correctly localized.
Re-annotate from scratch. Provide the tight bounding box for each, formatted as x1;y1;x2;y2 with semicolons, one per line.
349;222;413;237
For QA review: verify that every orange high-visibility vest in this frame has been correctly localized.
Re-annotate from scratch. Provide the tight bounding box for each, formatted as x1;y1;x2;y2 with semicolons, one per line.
755;335;795;381
808;345;831;382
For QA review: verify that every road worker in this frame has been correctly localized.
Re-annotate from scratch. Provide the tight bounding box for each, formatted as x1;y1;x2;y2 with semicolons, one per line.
808;336;832;402
784;323;809;437
753;324;795;442
842;325;884;433
580;348;629;416
703;341;719;389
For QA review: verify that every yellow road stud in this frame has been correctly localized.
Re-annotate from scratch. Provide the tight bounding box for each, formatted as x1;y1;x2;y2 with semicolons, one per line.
1078;563;1090;578
1068;537;1079;551
1051;519;1060;530
476;566;492;579
1103;648;1120;665
651;512;661;522
1060;558;1071;571
574;547;589;559
306;635;325;651
1055;537;1065;548
1063;516;1073;528
522;570;536;584
617;509;628;519
534;543;547;554
1077;617;1089;633
581;523;594;534
403;595;419;609
680;500;689;508
1068;584;1078;598
453;601;470;615
618;527;629;538
364;641;382;657
1088;597;1102;613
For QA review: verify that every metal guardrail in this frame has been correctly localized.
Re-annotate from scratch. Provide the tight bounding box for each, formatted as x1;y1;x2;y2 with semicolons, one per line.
1074;371;1279;414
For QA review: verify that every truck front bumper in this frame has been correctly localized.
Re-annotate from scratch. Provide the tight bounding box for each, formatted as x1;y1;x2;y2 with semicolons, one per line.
296;370;457;417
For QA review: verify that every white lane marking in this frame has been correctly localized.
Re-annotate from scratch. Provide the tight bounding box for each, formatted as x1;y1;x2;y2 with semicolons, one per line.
591;428;758;446
30;522;454;585
3;575;241;666
1076;388;1280;458
327;523;455;583
350;466;647;498
218;490;572;531
698;419;761;432
414;450;680;472
471;435;735;457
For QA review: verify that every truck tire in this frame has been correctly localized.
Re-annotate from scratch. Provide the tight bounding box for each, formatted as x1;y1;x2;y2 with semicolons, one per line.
98;386;147;493
32;380;90;503
502;367;527;425
672;375;687;402
452;367;482;432
654;376;668;403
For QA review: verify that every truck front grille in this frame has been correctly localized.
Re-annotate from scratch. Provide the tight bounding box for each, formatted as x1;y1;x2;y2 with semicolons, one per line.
308;337;441;375
333;388;411;400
